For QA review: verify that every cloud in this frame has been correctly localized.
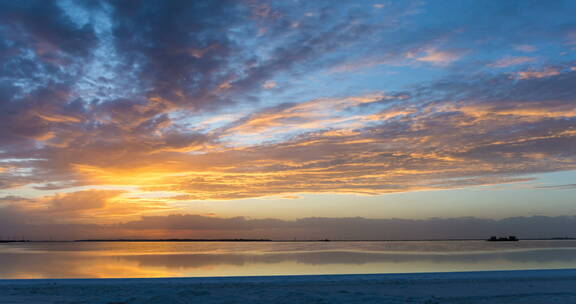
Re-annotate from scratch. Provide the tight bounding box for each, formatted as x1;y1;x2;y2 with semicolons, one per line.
535;183;576;190
280;195;301;199
262;80;277;89
47;189;123;212
104;0;385;112
129;68;574;200
0;189;160;224
406;48;466;65
1;0;576;230
3;68;574;201
516;67;561;79
0;0;399;195
488;56;536;68
3;211;576;240
119;214;287;231
0;195;31;202
221;93;393;138
514;45;537;52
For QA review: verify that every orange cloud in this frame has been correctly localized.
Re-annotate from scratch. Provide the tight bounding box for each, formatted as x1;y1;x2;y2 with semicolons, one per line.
47;189;124;212
516;67;560;79
2;64;575;210
407;48;466;65
35;113;81;123
457;103;576;119
1;189;177;225
224;94;387;136
4;82;571;204
262;80;277;89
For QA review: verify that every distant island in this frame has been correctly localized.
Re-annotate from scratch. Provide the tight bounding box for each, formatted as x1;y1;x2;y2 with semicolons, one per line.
487;236;519;242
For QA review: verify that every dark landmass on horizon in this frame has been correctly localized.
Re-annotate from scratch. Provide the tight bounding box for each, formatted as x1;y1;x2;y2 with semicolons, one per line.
3;236;576;243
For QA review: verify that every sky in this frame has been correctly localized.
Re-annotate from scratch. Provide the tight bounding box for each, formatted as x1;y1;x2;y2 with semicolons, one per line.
0;0;575;240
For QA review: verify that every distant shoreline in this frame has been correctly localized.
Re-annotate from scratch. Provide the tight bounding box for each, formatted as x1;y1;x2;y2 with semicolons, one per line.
1;237;575;243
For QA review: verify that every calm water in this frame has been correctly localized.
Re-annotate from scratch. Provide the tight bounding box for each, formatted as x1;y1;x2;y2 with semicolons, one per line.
1;240;576;279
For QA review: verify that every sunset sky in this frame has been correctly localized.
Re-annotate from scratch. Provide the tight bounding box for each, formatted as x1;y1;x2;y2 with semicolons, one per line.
1;0;575;240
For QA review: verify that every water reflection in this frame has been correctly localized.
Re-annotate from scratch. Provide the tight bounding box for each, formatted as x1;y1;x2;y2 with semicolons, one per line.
1;241;576;279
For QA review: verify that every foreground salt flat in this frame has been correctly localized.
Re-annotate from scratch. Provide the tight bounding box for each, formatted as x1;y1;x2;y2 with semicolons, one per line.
1;269;576;304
